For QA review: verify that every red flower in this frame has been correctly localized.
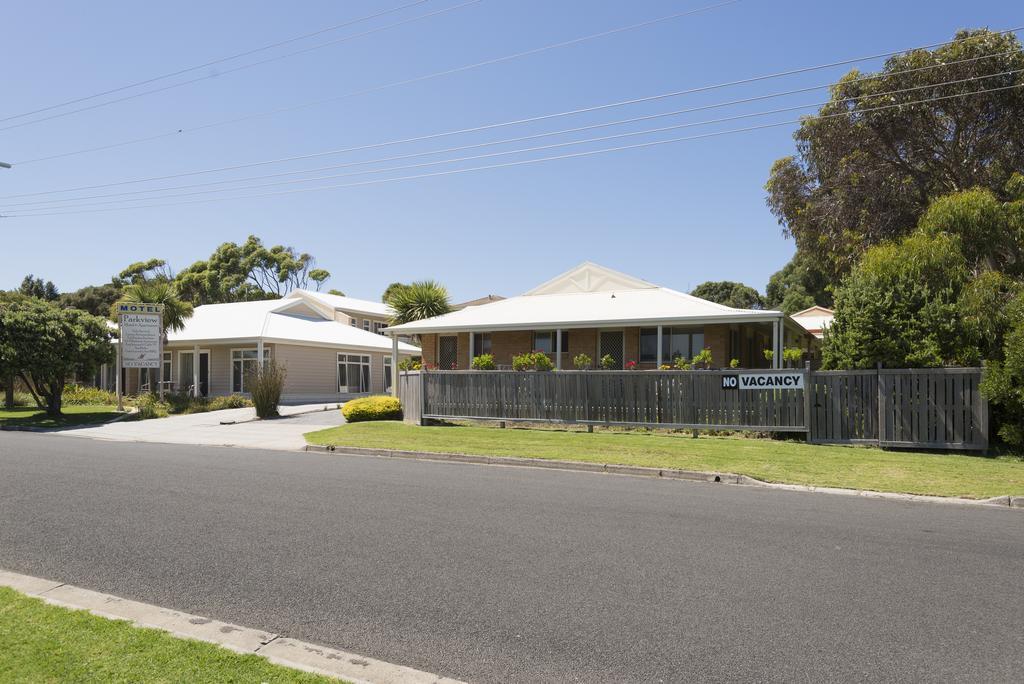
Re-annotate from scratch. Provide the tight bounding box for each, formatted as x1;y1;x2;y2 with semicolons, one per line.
625;360;638;369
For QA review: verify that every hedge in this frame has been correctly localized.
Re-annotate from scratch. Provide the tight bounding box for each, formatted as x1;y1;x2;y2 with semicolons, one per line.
341;395;403;423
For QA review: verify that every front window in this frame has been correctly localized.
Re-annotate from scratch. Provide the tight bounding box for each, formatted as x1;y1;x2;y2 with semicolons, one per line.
384;356;392;391
362;320;371;331
232;348;271;393
472;333;492;357
338;354;371;393
161;352;172;384
663;328;705;362
639;328;658;362
533;331;568;354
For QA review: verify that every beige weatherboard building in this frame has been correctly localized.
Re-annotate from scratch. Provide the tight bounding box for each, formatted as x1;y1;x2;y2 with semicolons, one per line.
385;262;818;370
109;290;419;403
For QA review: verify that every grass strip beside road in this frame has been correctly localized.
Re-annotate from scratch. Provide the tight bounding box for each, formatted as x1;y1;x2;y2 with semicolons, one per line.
0;404;119;428
305;422;1024;499
0;587;339;683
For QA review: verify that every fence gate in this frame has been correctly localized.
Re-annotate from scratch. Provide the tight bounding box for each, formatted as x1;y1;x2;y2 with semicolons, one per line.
808;368;987;450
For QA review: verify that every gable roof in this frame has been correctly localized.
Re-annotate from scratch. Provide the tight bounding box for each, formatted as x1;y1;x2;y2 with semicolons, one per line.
167;297;418;353
287;290;391;319
387;262;783;334
790;306;834;339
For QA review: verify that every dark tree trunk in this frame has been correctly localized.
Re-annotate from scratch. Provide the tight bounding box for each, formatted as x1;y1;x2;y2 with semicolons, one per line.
3;373;13;410
45;379;64;417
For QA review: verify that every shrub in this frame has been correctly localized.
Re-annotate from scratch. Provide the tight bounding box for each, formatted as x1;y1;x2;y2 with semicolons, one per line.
659;364;672;370
512;352;533;371
600;354;616;370
691;348;713;369
245;360;287;419
471;354;496;370
134;393;168;420
573;353;592;370
782;347;805;368
673;356;691;370
763;349;774;363
62;384;118;406
399;357;422;371
729;358;740;368
208;394;252;411
342;395;402;422
533;351;554;372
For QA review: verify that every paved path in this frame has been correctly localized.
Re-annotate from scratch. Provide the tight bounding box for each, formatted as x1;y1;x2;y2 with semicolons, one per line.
51;403;344;450
1;433;1022;682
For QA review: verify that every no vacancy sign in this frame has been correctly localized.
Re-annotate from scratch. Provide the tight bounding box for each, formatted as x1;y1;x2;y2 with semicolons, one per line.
721;372;803;390
118;303;163;369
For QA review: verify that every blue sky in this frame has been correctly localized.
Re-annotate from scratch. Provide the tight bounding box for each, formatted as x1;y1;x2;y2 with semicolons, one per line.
1;0;1019;302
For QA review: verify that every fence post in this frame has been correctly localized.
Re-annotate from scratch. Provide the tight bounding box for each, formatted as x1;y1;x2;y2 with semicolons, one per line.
419;371;428;426
804;361;813;442
875;362;884;447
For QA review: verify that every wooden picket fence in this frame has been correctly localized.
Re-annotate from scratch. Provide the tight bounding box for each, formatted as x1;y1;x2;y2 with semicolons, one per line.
397;367;988;450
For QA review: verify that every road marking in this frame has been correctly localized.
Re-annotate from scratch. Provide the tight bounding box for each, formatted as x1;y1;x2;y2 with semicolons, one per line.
0;568;464;684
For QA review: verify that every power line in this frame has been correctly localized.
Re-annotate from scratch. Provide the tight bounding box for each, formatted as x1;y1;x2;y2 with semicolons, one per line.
9;66;1019;209
5;82;1019;219
0;0;433;123
11;23;1020;173
6;39;1018;199
10;0;745;162
0;0;485;133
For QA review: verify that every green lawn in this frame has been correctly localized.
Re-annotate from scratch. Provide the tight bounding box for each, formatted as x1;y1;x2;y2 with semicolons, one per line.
0;404;120;429
305;421;1024;499
0;587;338;683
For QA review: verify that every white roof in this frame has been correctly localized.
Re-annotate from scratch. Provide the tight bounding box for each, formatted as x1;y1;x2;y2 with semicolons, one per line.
387;262;783;334
790;306;834;339
167;297;418;353
290;290;391;318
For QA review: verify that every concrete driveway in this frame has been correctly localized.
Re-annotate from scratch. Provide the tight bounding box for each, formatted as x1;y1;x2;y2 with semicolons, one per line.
54;404;344;451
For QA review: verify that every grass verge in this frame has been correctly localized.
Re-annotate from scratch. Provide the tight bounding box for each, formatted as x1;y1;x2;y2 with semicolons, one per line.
0;586;338;683
0;404;119;429
305;421;1024;499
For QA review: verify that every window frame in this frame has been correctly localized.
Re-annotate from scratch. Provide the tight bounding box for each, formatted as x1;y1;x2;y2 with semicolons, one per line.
231;347;271;394
337;353;372;393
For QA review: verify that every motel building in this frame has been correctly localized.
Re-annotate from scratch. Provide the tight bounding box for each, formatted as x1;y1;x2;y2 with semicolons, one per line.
385;263;821;371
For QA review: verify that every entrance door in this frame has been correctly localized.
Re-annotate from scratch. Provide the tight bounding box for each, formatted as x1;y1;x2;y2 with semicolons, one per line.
179;351;210;397
598;331;624;369
438;335;458;370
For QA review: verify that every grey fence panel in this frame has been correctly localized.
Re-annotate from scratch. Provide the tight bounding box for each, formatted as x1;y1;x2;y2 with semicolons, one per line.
396;371;423;424
808;370;878;444
420;370;807;431
877;369;987;450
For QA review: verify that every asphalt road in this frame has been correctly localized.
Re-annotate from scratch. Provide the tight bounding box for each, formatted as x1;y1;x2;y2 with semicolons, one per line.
1;433;1022;682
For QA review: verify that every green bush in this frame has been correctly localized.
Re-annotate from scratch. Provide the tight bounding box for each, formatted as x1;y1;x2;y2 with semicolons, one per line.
342;395;403;422
600;354;616;370
398;357;422;371
62;384;118;406
133;393;168;420
513;351;554;371
471;354;496;370
245;360;287;419
729;358;740;369
691;348;713;369
673;356;691;370
573;353;592;370
208;394;252;411
512;353;533;371
782;347;805;368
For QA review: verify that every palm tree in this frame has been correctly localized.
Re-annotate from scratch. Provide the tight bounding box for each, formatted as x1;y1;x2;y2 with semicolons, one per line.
387;280;452;325
114;280;193;333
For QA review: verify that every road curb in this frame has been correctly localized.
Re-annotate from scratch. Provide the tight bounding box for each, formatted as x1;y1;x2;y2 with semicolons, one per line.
304;444;1023;510
0;568;464;684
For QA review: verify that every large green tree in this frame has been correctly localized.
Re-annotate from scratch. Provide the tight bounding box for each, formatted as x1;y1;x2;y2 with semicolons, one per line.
821;232;973;369
766;29;1024;286
979;290;1024;448
115;281;194;334
0;298;114;416
387;280;452;325
174;236;332;305
59;282;124;317
764;255;832;314
18;275;59;301
690;281;764;309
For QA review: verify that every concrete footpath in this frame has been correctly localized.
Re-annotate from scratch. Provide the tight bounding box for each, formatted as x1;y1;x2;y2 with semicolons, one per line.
0;568;461;684
50;403;344;451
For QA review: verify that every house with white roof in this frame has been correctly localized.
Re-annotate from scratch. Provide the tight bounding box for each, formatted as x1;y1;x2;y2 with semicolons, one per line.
384;262;816;371
119;290;419;402
790;305;834;339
